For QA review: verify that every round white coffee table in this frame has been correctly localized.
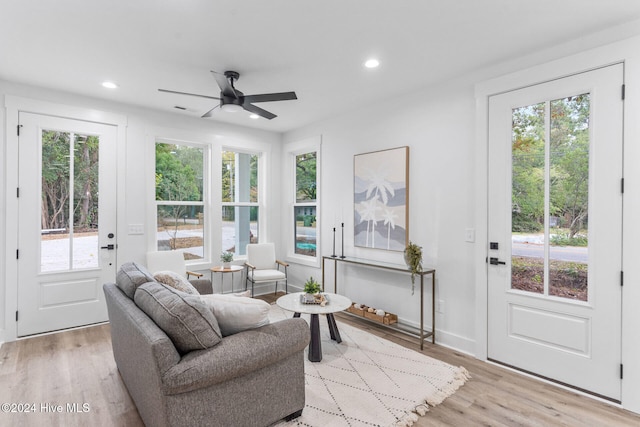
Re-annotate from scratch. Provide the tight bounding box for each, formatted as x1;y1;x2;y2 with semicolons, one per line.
276;292;351;362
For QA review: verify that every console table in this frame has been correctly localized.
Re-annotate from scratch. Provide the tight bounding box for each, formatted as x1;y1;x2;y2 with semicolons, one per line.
321;256;436;349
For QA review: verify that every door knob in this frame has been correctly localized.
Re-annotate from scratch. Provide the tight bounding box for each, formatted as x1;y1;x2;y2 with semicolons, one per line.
101;244;115;250
489;257;506;265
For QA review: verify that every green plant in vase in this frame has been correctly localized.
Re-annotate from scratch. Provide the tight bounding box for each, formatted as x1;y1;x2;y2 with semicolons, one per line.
220;252;234;268
303;276;322;295
404;241;423;295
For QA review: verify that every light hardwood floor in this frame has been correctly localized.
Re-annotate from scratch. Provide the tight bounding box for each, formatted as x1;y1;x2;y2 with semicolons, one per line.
1;292;639;426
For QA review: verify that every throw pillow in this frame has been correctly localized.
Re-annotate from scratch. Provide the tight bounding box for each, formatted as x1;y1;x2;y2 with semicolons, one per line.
134;282;222;353
199;294;270;336
154;271;200;295
116;262;156;299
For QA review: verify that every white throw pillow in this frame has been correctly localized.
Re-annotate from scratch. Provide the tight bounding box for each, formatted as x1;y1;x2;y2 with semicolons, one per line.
153;271;200;295
199;294;270;336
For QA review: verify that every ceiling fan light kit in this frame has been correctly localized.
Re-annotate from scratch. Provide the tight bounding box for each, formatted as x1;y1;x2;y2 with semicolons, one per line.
158;70;297;120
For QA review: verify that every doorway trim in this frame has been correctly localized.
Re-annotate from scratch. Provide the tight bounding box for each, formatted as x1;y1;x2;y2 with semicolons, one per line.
475;35;640;413
3;95;127;343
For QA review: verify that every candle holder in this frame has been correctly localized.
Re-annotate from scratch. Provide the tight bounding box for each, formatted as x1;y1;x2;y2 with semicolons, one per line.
340;222;346;259
331;227;337;257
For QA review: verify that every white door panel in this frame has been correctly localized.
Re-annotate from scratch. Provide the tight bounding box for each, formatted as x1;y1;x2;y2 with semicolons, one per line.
488;64;623;400
17;113;117;336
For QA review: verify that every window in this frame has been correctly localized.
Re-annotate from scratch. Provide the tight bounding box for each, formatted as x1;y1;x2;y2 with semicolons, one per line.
155;142;205;260
222;150;260;256
294;151;317;258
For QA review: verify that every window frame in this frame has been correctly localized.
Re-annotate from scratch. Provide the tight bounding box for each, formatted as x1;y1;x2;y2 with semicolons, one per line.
153;138;210;265
221;147;263;259
286;138;321;267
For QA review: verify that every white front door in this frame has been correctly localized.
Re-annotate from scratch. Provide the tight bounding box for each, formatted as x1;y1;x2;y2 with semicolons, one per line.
17;113;117;337
487;64;623;401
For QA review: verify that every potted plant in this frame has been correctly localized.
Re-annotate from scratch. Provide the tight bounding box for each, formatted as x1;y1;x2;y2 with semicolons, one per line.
303;275;321;294
404;241;423;295
220;252;234;268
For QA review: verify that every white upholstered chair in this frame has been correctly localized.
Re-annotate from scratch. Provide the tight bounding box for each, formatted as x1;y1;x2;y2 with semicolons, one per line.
146;250;212;294
245;243;289;297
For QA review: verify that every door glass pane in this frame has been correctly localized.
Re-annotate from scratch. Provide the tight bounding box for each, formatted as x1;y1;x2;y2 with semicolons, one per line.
41;131;100;271
72;134;100;269
549;95;589;301
511;103;545;294
157;205;204;260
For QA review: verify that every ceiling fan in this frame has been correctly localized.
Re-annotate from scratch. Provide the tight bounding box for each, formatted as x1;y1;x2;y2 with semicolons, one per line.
159;70;297;120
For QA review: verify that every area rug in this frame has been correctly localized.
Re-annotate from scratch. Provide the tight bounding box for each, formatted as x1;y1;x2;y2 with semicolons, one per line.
269;304;470;427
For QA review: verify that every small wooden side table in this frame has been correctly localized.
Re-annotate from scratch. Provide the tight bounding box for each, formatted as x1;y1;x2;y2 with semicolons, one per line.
210;265;244;294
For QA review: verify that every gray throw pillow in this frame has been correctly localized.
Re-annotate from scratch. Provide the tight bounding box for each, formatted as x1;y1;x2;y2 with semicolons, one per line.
116;262;156;299
134;282;222;353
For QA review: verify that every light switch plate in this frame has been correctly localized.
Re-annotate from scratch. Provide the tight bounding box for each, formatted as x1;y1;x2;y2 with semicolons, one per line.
128;224;144;235
465;228;475;243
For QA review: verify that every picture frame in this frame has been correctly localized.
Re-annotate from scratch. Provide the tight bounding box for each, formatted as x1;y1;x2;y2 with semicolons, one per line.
353;146;409;251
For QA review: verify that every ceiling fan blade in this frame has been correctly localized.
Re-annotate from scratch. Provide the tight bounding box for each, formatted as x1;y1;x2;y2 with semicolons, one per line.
158;88;220;100
201;105;220;118
211;70;237;98
242;92;297;104
243;103;276;120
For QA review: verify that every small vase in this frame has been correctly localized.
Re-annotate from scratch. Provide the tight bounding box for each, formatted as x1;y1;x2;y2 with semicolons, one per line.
223;262;231;269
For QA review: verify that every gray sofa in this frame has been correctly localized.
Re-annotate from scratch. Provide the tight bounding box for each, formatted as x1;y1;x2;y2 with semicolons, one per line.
103;262;310;427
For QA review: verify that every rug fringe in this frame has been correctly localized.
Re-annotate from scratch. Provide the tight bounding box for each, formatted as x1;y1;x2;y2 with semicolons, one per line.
396;366;471;426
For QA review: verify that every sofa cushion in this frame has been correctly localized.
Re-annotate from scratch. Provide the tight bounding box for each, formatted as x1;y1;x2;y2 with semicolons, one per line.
116;262;156;299
154;271;200;295
134;282;222;353
199;294;270;336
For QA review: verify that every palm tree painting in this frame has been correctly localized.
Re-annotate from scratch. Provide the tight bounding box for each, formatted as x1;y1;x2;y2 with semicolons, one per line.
354;146;408;251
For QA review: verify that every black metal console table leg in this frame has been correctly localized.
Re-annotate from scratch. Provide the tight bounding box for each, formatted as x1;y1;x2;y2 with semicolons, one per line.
308;314;322;362
326;313;342;343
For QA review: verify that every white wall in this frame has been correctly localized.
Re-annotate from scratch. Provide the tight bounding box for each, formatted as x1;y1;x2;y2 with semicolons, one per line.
283;31;640;412
283;79;478;353
0;80;283;343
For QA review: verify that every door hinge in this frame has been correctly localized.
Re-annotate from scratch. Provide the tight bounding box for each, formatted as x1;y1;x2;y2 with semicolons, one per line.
622;84;626;100
621;271;624;286
17;124;22;136
15;311;18;322
621;178;625;194
621;364;624;379
16;187;19;198
16;249;19;259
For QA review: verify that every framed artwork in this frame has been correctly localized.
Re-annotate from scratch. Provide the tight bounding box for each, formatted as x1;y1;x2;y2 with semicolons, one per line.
354;146;409;251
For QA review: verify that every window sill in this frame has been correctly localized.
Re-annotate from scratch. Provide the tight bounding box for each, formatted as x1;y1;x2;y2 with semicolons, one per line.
286;253;320;269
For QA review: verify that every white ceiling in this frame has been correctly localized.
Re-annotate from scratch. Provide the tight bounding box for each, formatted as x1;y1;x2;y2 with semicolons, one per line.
2;0;640;133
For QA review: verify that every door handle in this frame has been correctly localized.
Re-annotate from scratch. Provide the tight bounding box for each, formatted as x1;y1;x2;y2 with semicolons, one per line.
101;244;115;250
489;257;506;265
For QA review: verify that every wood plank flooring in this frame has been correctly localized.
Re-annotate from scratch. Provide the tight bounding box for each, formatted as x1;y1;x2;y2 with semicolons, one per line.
0;292;638;426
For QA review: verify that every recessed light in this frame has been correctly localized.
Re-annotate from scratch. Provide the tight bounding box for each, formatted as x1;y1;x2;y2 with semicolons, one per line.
102;81;118;89
364;59;380;69
249;114;260;119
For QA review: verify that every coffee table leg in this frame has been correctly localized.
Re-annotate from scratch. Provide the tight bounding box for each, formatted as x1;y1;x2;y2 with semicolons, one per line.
308;314;322;362
326;313;342;343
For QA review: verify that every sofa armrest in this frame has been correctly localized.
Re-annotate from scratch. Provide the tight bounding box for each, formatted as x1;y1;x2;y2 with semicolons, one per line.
162;318;310;395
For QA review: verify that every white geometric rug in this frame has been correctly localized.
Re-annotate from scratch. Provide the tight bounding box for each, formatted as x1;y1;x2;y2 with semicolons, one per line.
269;304;470;427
